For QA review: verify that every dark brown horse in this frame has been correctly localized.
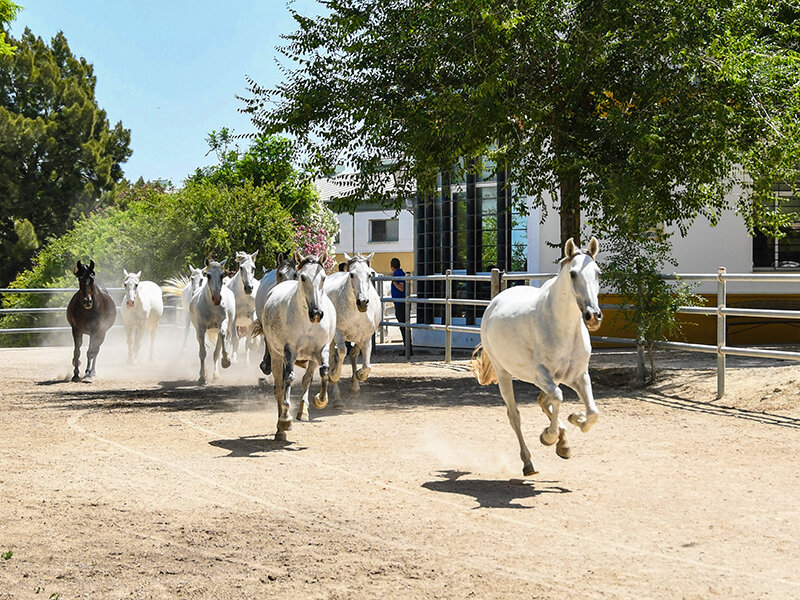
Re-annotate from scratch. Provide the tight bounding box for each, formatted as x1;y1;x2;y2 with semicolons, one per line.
66;260;117;383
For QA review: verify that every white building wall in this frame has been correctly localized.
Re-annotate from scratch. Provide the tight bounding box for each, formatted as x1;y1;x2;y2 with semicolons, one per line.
533;187;796;293
334;209;414;255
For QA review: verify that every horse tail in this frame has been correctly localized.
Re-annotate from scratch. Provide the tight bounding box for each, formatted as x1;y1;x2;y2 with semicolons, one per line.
470;344;498;386
161;275;189;298
248;320;263;339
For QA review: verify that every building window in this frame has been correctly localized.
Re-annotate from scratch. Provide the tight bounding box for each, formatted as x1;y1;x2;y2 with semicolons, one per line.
370;219;399;242
753;192;800;269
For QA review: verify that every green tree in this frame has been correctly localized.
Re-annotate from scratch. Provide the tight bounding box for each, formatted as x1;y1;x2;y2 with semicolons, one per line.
242;0;800;250
0;28;131;284
187;129;317;218
0;1;20;56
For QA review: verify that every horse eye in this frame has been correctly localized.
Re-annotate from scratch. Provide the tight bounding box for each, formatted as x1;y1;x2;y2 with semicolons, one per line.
300;274;307;282
570;271;577;279
350;273;354;278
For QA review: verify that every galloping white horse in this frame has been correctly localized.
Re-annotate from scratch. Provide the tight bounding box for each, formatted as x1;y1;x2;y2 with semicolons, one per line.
162;265;206;349
120;269;164;362
261;253;336;440
226;250;259;362
326;253;381;400
252;252;299;375
189;259;236;385
473;237;603;476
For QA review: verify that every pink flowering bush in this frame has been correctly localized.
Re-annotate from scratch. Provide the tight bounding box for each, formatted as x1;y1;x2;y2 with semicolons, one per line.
292;200;339;271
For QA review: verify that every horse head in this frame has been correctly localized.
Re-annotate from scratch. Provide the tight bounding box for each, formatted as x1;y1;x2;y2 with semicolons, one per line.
562;237;602;331
73;260;96;309
343;252;375;312
204;258;228;306
188;264;204;294
296;251;328;323
235;250;258;295
275;251;298;284
122;269;142;309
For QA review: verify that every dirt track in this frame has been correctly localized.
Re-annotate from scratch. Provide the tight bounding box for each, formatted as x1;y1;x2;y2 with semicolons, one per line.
1;339;799;599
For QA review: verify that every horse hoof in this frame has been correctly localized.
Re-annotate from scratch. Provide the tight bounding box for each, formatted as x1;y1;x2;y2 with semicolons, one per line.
540;430;558;446
522;462;538;476
356;367;370;382
556;443;572;460
71;375;80;383
313;393;328;409
296;411;308;422
259;360;271;375
82;376;92;384
221;357;231;369
274;430;287;442
197;377;206;386
277;418;292;432
348;385;360;396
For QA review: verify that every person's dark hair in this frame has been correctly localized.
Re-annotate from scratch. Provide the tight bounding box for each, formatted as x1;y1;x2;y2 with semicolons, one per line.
390;257;400;269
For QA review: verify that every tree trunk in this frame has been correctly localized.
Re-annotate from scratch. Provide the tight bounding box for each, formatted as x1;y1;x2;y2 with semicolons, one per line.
559;169;581;249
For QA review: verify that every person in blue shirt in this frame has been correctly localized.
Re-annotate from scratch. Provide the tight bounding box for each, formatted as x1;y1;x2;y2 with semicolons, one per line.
390;257;410;352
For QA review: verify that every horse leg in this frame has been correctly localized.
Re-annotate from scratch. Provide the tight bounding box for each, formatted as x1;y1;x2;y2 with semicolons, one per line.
196;328;208;385
125;324;134;363
274;344;296;439
71;331;82;382
148;316;158;362
328;333;346;383
568;372;600;433
348;344;362;395
84;330;108;382
212;335;223;381
314;344;330;410
297;359;317;421
182;313;191;350
357;337;373;382
496;367;536;476
133;322;145;362
538;391;571;459
230;324;239;363
219;316;232;369
260;338;272;375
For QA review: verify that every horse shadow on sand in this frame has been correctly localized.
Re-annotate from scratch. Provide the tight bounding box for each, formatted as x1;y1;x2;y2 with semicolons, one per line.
34;378;265;414
208;434;307;458
421;470;571;509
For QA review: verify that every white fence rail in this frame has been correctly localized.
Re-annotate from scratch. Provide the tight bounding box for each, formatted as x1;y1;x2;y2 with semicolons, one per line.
373;267;800;399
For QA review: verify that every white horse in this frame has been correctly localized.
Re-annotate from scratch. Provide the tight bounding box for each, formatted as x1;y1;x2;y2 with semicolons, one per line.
326;253;381;401
120;269;164;363
252;252;299;375
261;253;336;440
226;250;259;362
189;259;236;385
162;265;206;349
472;237;603;476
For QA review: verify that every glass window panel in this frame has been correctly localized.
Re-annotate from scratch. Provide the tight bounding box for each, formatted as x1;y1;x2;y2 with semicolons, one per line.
370;219;399;242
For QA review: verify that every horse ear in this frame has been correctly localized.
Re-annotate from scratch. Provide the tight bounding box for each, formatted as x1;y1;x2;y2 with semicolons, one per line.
294;250;304;264
365;252;375;264
320;251;328;266
74;261;81;275
189;264;195;272
135;271;141;279
88;260;95;272
219;258;227;268
588;237;599;258
251;249;258;260
205;258;211;267
344;252;352;262
123;268;129;277
276;252;285;264
564;238;576;259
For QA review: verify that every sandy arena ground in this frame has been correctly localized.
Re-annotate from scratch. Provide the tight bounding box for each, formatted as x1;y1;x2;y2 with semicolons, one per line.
1;332;799;599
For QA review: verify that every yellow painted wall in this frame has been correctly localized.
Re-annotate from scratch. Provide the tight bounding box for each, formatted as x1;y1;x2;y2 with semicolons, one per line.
334;252;414;276
595;293;800;346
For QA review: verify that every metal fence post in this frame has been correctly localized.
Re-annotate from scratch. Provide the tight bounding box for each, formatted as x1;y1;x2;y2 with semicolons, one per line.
490;268;501;298
717;267;727;399
378;280;385;344
445;269;452;364
404;272;411;360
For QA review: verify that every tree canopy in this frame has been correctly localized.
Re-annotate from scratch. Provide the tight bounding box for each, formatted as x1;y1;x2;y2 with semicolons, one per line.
0;1;20;56
242;0;800;248
0;27;131;284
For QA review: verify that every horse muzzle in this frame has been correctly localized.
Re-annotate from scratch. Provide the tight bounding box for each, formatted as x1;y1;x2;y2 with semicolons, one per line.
356;298;369;312
584;309;603;332
308;308;323;323
244;285;253;295
83;299;93;309
126;300;135;308
212;295;222;306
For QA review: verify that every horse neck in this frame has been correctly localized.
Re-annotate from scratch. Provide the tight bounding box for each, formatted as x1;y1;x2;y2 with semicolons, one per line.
540;266;581;329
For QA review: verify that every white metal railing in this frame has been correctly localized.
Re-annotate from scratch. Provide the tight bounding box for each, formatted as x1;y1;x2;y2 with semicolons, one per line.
0;287;180;336
373;267;800;399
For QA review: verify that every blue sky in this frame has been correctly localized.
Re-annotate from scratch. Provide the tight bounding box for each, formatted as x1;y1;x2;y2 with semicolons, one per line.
11;0;321;185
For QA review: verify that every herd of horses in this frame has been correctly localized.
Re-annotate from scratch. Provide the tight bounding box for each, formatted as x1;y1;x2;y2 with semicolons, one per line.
66;238;604;475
